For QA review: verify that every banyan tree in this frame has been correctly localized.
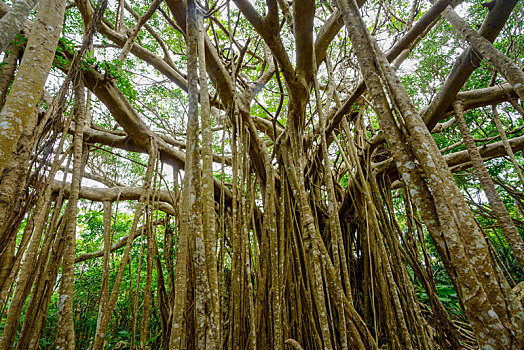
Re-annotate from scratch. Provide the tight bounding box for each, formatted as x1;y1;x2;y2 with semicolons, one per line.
0;0;524;348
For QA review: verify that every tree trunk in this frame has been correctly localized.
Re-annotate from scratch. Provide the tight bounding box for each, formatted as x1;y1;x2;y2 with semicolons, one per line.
0;0;66;176
454;100;524;271
0;0;39;53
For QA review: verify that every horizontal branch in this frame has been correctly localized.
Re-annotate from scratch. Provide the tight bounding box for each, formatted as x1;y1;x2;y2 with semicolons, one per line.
368;83;519;147
373;134;524;174
75;220;163;263
84;126;232;166
51;180;176;215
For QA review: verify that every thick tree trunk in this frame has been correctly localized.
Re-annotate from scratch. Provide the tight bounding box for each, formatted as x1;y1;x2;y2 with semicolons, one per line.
454;100;524;271
0;107;38;253
0;0;66;176
335;0;524;348
0;0;38;53
0;43;19;110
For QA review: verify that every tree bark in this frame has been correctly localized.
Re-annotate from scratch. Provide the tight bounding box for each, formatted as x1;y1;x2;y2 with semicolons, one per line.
0;0;38;53
169;1;203;347
0;0;66;176
0;43;20;110
56;77;89;350
335;0;523;347
454;100;524;271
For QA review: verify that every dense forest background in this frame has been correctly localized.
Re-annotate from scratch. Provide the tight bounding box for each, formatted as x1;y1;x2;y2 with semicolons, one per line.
0;0;523;348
